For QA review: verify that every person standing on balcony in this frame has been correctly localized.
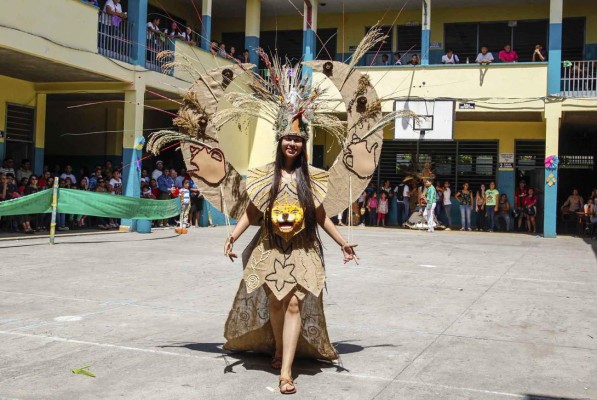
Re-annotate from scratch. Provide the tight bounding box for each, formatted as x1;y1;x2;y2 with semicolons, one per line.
381;54;390;66
407;54;420;65
210;41;219;56
165;22;184;40
532;44;547;62
181;26;196;46
393;52;402;65
241;49;250;64
475;46;494;64
499;44;519;63
441;49;459;64
218;43;228;57
147;16;164;53
102;0;127;29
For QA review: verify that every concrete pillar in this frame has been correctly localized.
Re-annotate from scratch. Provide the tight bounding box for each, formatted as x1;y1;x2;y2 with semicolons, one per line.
421;0;431;65
245;0;261;66
129;0;149;67
120;74;146;232
303;0;317;65
201;0;212;51
547;0;563;95
543;102;562;238
34;93;46;176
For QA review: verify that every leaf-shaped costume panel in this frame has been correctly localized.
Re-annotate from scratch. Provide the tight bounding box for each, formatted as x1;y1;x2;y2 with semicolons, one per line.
149;64;255;220
305;61;385;217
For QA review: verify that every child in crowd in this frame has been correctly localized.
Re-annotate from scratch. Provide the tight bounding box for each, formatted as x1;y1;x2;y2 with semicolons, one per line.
141;181;155;199
377;191;388;227
367;192;378;226
180;180;191;228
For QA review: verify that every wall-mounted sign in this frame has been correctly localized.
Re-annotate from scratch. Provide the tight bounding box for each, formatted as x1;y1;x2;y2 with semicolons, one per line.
430;42;442;49
499;153;514;170
458;102;475;110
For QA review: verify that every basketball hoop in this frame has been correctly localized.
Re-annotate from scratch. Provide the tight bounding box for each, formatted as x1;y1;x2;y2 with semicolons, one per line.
412;115;434;133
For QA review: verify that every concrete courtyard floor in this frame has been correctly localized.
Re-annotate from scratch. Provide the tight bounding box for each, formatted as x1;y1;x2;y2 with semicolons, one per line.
0;227;596;400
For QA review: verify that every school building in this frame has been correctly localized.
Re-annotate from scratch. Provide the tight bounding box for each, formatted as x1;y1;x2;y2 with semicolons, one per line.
1;0;596;237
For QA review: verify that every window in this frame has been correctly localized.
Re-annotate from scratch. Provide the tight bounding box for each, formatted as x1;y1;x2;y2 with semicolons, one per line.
444;18;585;63
444;23;477;62
365;25;393;52
378;140;498;190
475;155;494;176
5;104;35;165
562;17;585;61
515;20;549;62
397;25;422;53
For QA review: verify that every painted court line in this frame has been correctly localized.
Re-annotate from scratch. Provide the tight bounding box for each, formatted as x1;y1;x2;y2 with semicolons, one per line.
0;330;526;398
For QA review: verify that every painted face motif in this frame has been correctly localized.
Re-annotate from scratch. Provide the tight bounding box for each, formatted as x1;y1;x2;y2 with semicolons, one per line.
271;197;304;241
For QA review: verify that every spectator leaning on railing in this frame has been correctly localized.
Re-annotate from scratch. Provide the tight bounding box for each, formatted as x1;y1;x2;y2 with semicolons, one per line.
101;0;127;30
442;49;459;64
532;43;547;62
476;46;494;64
499;44;518;63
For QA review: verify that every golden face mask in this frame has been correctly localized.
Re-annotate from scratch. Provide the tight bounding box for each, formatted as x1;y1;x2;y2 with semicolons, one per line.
271;197;304;241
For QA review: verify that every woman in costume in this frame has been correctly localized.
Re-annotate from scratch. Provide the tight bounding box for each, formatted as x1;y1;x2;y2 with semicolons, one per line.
223;114;357;394
147;25;414;396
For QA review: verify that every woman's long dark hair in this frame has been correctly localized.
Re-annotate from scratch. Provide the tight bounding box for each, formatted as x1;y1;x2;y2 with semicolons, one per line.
266;139;322;251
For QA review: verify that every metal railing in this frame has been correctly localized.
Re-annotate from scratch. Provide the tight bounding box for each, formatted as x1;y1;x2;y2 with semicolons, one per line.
561;61;597;97
97;12;132;63
146;31;174;75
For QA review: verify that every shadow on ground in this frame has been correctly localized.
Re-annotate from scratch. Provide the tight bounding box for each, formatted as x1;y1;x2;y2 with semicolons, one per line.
159;341;397;376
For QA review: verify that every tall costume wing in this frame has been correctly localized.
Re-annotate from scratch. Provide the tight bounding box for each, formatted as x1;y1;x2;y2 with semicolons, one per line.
149;64;254;220
305;61;385;217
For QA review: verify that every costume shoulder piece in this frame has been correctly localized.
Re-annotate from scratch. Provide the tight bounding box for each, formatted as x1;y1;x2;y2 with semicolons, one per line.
246;163;329;213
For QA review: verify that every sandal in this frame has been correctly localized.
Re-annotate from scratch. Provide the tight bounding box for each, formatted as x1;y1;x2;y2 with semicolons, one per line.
279;377;296;395
271;356;282;370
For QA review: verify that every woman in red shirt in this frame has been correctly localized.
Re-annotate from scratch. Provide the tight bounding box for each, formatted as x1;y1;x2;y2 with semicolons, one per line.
523;187;539;234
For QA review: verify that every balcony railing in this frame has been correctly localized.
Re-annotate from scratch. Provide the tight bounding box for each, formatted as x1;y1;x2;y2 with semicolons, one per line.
561;61;597;97
97;12;132;63
146;32;174;75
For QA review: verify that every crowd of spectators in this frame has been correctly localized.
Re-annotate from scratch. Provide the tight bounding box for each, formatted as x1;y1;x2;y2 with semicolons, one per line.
375;42;548;66
0;158;203;235
335;178;564;234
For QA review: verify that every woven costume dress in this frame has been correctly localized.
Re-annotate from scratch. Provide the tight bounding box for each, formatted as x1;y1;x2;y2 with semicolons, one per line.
223;162;338;361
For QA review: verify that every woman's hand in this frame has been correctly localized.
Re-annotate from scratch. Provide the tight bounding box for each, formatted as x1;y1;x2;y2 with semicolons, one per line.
224;236;237;262
341;243;359;265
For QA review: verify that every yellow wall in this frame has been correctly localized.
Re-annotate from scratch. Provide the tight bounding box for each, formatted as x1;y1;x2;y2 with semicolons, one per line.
454;121;546;154
0;75;36;144
312;64;548;114
212;0;597;52
0;0;98;53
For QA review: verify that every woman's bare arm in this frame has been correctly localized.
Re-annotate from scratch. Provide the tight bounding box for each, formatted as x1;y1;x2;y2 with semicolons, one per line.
224;202;261;261
316;205;358;263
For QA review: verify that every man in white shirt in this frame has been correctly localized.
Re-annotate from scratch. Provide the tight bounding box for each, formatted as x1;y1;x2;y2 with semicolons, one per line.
151;160;164;180
476;46;494;64
443;181;452;230
60;165;77;185
393;52;402;65
16;159;33;182
441;50;459;64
